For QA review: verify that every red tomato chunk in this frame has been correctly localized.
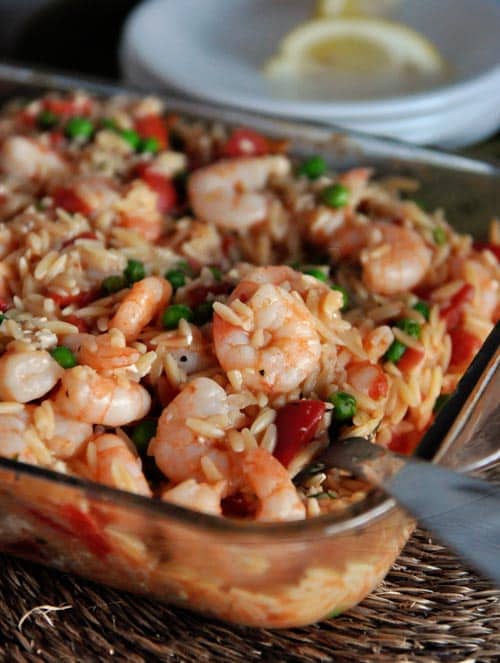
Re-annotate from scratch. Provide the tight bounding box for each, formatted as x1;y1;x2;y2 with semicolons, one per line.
274;400;325;467
224;128;269;158
135;114;169;150
449;327;482;371
52;187;92;216
440;284;474;331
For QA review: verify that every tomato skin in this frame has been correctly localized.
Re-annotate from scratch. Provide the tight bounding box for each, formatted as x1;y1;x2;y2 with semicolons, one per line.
135;114;168;150
63;314;89;333
140;170;178;213
449;327;482;370
389;430;423;455
42;97;92;118
52;186;92;216
49;130;65;150
223;128;269;158
397;347;425;373
0;297;9;312
473;241;500;261
440;284;475;331
274;400;325;467
47;289;94;308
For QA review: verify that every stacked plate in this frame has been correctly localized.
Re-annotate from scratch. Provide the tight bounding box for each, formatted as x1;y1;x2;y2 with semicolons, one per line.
121;0;500;148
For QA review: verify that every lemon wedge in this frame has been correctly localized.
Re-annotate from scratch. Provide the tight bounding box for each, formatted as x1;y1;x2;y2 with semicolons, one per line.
265;18;446;87
315;0;402;18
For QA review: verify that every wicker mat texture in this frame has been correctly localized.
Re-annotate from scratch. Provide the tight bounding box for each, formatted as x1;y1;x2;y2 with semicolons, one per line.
0;465;499;663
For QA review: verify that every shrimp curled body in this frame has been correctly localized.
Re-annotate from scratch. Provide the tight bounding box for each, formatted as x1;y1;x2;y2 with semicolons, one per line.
188;156;290;231
212;266;321;394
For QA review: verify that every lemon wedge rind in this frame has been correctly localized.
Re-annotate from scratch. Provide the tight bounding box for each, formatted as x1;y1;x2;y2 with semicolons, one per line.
315;0;402;18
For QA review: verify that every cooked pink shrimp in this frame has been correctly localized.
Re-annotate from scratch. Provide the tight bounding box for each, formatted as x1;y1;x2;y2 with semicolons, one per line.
156;324;216;375
241;447;305;521
449;255;499;322
188;156;290;230
54;365;151;426
44;408;93;459
0;406;35;460
161;478;226;515
63;331;140;370
0;350;64;403
360;223;432;295
116;180;164;241
149;377;235;486
90;434;151;496
150;377;306;520
108;276;172;342
212;266;321;394
0;135;66;181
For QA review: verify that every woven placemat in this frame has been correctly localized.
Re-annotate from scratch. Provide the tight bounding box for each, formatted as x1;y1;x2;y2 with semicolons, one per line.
1;466;499;663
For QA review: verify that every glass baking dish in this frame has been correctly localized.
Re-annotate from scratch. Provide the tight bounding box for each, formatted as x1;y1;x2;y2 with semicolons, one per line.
0;63;498;628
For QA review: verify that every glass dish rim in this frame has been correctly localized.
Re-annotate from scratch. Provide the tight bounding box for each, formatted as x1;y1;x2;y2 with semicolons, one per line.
0;62;498;541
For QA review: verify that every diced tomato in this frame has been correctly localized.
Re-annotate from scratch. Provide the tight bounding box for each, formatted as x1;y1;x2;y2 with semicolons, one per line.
49;130;65;150
47;289;94;308
389;430;423;456
449;327;482;371
18;109;36;128
473;241;500;261
58;504;111;558
186;282;233;307
64;314;89;333
0;297;9;312
61;231;98;248
440;283;475;331
397;348;425;373
43;97;92;118
52;186;92;216
140;170;177;213
274;400;325;467
347;361;388;400
134;114;169;150
223;128;269;158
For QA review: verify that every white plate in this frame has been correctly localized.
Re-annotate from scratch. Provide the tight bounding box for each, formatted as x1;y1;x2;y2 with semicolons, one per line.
122;0;500;120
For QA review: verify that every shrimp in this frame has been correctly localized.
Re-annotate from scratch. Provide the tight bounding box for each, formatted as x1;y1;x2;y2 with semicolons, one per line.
156;324;216;375
54;365;151;426
55;175;120;216
109;276;172;342
360;223;432;295
44;408;93;459
115;180;164;241
0;406;35;460
63;331;140;371
240;447;305;521
162;478;226;516
0;135;66;181
0;350;64;403
149;377;235;486
188;156;290;231
89;433;151;496
150;377;306;521
212;266;321;394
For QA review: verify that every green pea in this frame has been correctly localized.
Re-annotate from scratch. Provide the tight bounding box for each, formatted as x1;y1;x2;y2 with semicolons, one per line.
433;227;447;246
140;136;160;154
50;346;77;369
433;393;451;413
192;300;214;326
302;267;328;282
209;266;222;281
165;269;186;290
413;300;430;321
329;391;357;422
124;259;145;284
396;318;421;339
162;304;193;329
120;129;141;150
101;117;119;131
174;260;195;277
298;155;327;180
0;313;5;324
331;284;349;311
384;339;407;363
321;183;349;209
131;419;157;455
37;110;58;130
102;275;127;295
65;116;94;140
